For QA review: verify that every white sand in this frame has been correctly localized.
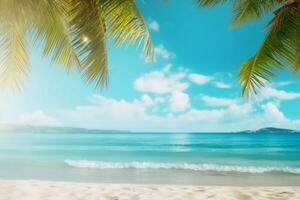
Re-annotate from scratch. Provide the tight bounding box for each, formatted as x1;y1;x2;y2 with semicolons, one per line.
0;180;299;200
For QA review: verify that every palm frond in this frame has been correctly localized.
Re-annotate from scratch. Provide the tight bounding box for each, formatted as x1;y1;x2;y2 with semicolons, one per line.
231;0;282;27
67;0;108;87
197;0;284;27
292;37;300;71
0;29;30;90
32;0;80;71
0;0;30;89
239;6;300;97
197;0;229;7
294;49;300;71
103;0;154;61
0;0;154;89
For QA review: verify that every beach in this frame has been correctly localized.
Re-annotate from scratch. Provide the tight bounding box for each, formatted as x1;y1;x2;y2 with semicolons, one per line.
0;179;299;200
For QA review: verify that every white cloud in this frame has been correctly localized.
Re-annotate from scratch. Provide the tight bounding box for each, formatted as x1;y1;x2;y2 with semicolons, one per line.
188;73;213;85
133;65;189;94
18;110;60;127
169;91;190;112
59;95;228;131
259;87;300;101
79;95;147;123
61;95;164;131
262;102;286;123
201;95;238;107
141;94;165;108
214;81;232;89
24;92;300;132
148;19;160;32
142;45;175;63
141;94;155;107
274;81;293;87
155;44;175;60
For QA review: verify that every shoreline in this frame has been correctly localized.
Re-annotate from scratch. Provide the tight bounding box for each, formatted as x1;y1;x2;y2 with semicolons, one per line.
0;179;299;200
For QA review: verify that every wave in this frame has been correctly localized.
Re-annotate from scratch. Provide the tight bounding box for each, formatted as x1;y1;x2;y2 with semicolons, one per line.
65;160;300;174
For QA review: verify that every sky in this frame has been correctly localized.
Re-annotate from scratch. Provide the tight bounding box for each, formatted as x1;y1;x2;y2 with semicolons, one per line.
1;0;300;132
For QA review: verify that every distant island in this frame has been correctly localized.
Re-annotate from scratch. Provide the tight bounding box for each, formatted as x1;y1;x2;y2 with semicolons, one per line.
241;127;300;134
0;124;299;134
260;127;299;133
0;124;129;134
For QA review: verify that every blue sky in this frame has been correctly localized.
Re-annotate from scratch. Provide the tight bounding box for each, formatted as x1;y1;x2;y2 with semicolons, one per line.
1;0;300;132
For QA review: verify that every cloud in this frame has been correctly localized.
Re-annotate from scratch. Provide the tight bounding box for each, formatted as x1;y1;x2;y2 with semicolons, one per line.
18;110;60;127
140;94;165;108
24;91;299;132
133;65;189;94
140;94;155;107
155;44;175;60
61;95;164;131
188;73;213;85
274;81;294;87
262;102;286;123
134;65;234;97
214;81;232;89
259;87;300;101
201;95;238;107
169;91;190;112
142;44;175;63
59;95;256;132
148;19;160;32
189;73;233;89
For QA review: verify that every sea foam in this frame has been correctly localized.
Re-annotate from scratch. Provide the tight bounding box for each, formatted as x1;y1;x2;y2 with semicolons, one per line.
65;160;300;174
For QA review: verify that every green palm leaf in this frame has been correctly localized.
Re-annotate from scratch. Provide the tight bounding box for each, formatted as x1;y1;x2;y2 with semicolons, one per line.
32;0;80;71
0;0;154;89
231;0;282;27
103;0;154;61
0;0;30;89
198;0;300;96
0;29;29;90
239;6;300;97
292;37;300;71
198;0;283;26
66;0;108;87
197;0;229;6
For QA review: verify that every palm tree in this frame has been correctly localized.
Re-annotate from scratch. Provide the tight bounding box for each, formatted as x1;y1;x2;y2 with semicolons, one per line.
198;0;300;97
0;0;154;89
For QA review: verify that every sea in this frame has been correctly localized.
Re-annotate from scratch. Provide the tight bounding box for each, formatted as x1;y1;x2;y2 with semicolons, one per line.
0;131;299;186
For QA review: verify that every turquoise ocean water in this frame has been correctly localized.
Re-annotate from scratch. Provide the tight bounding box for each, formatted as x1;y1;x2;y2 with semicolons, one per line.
0;131;299;186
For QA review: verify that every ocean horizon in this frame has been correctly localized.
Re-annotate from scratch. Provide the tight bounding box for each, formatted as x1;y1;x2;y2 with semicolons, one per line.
1;128;299;186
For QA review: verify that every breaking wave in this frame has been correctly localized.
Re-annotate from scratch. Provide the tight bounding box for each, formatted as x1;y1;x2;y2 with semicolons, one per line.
65;160;300;174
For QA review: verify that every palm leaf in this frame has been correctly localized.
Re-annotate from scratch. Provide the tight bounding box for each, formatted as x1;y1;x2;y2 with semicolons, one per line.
292;38;300;71
67;0;108;87
198;0;283;26
0;0;154;89
239;6;300;97
231;0;282;27
0;0;30;89
0;29;29;90
32;0;80;71
197;0;229;6
103;0;154;61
